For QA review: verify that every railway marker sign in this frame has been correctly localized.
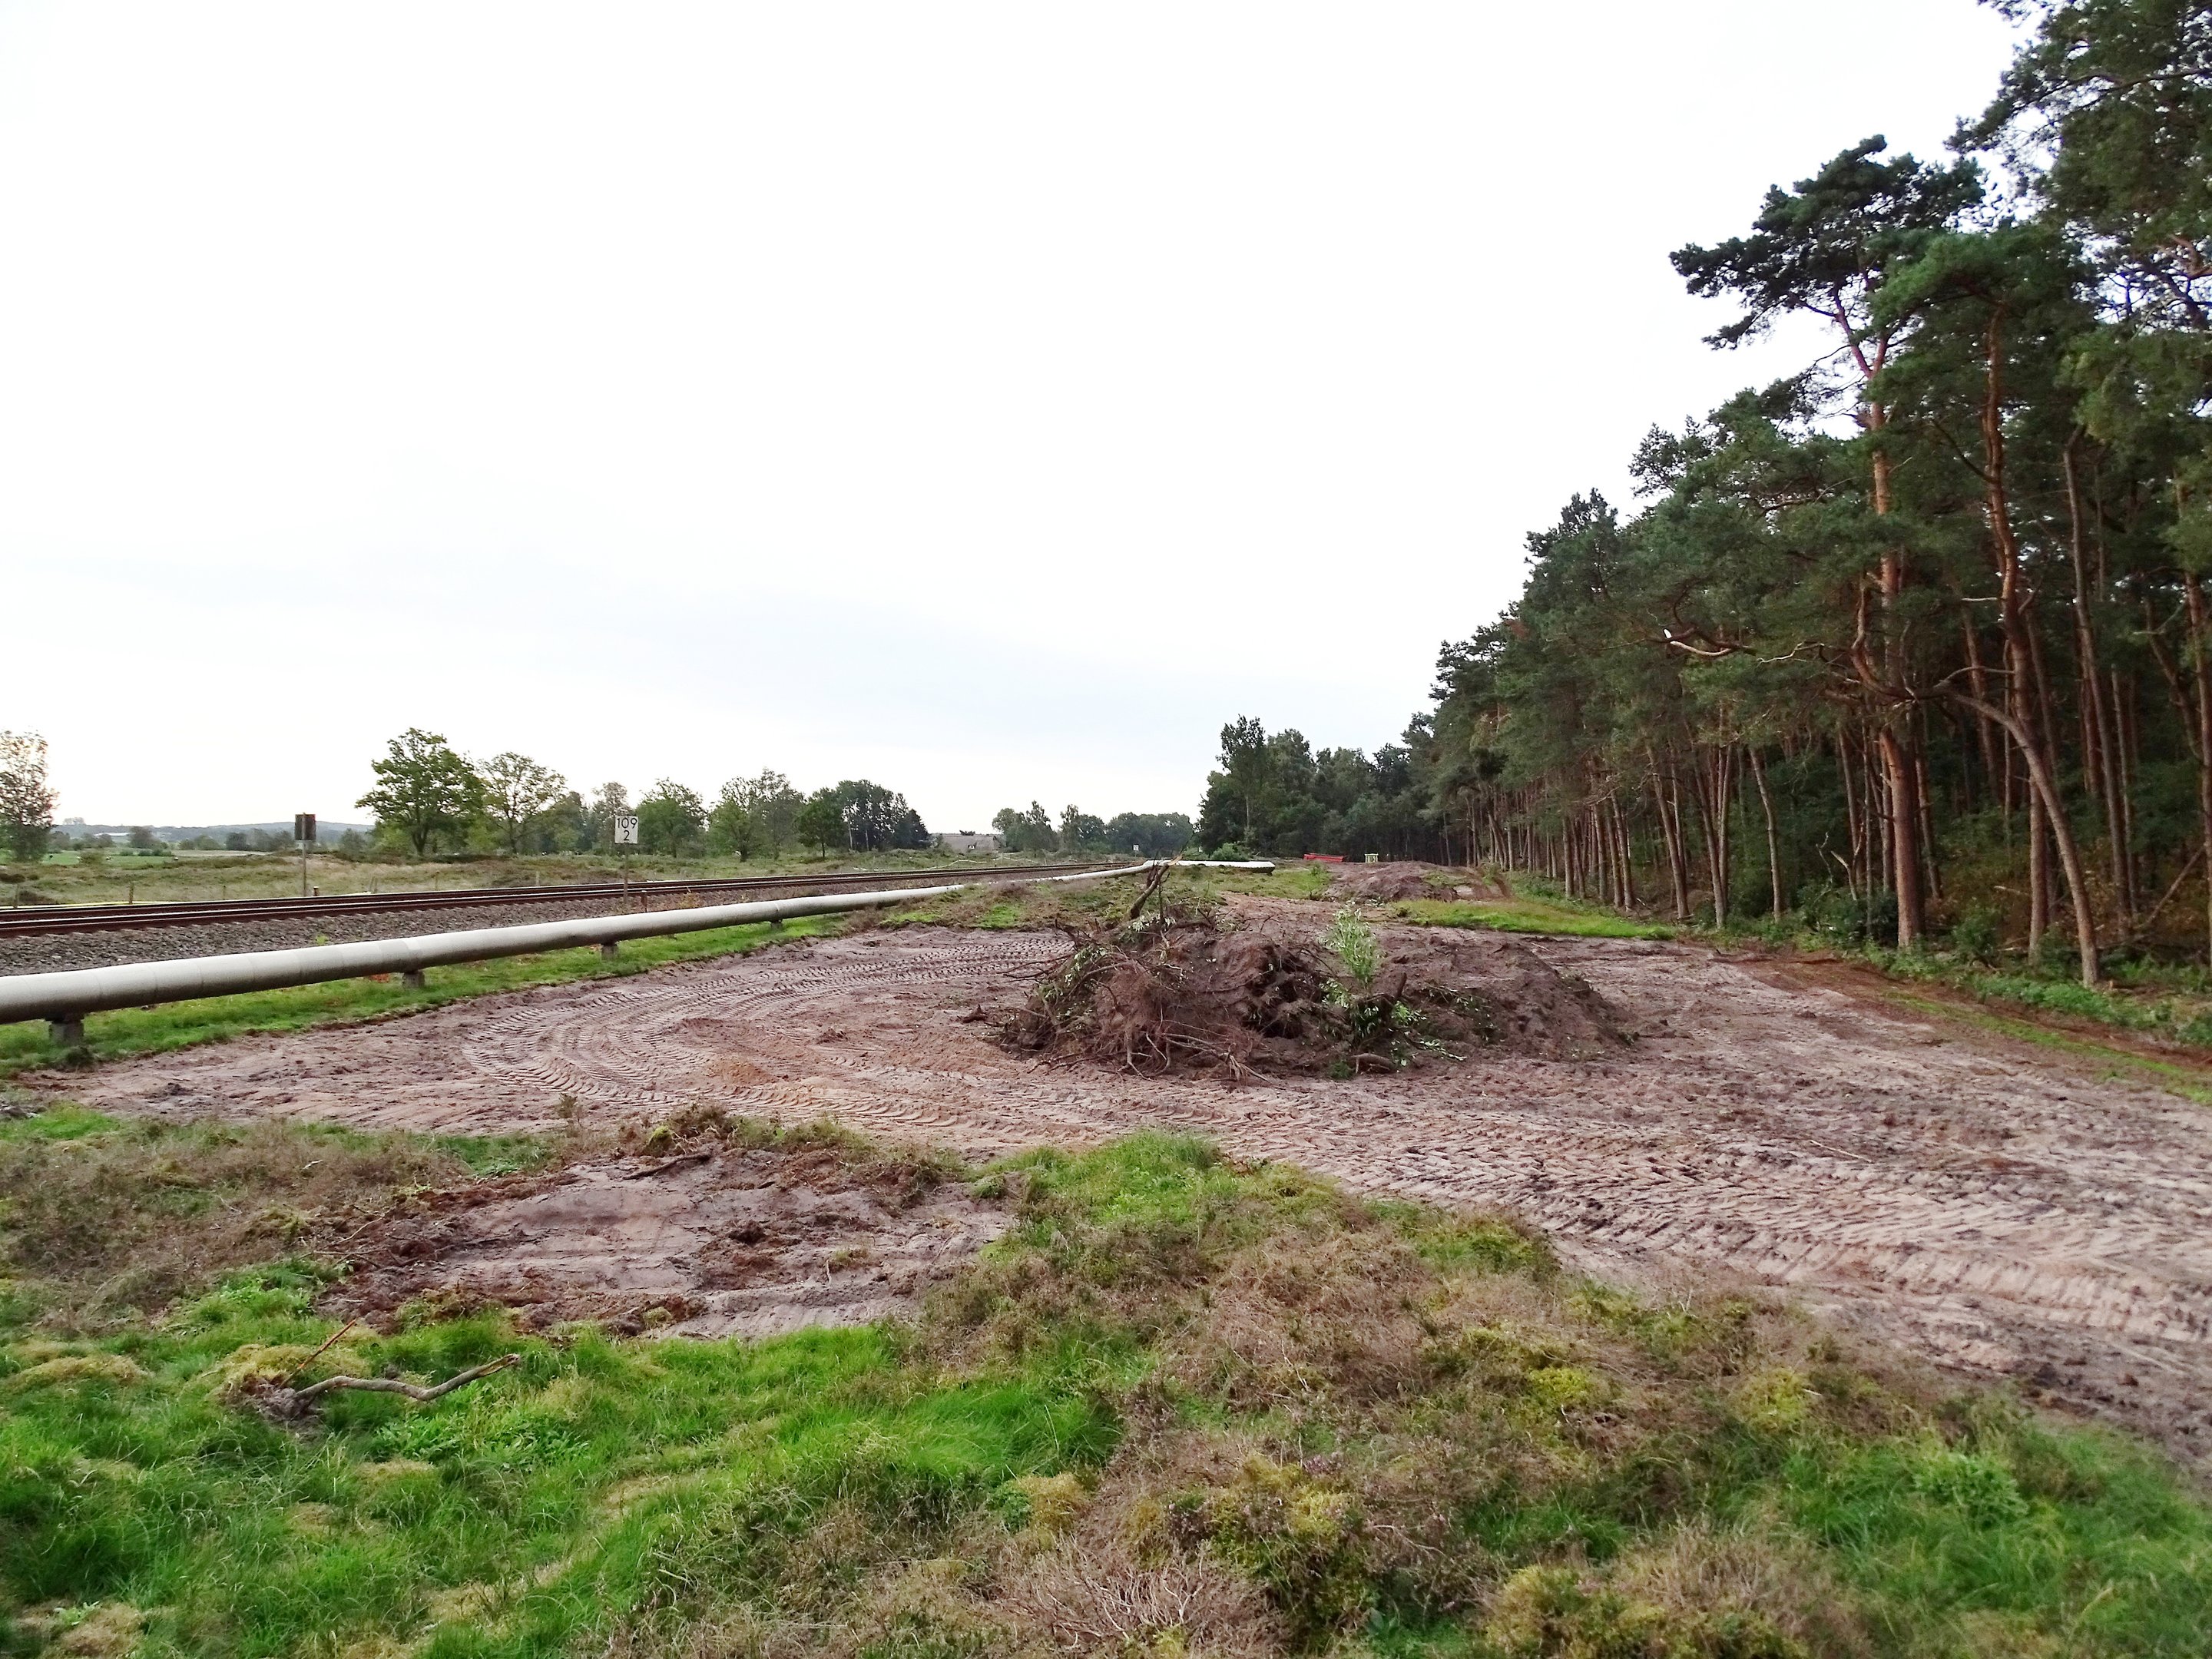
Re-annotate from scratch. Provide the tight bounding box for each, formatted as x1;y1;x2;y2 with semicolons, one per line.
613;815;639;846
295;813;316;896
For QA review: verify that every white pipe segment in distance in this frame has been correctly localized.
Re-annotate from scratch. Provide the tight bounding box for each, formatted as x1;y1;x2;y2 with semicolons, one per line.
0;860;1275;1028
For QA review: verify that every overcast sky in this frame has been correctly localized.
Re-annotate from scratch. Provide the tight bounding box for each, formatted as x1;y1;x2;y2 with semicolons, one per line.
0;2;2025;831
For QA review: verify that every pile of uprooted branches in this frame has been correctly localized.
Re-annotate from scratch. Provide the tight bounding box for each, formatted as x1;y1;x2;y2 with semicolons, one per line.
988;883;1512;1081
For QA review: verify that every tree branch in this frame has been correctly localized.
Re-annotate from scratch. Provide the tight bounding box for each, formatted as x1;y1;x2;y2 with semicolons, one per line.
294;1353;522;1403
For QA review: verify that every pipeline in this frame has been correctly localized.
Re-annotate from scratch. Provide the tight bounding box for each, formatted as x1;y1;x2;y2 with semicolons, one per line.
0;858;1144;939
2;860;1275;1043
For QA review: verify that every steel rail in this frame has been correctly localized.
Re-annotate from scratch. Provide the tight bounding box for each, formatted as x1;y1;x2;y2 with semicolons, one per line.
1;860;1275;1041
0;859;1131;939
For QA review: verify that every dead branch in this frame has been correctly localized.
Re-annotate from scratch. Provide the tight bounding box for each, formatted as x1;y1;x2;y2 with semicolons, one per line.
1127;862;1172;919
2138;843;2207;936
623;1151;713;1180
282;1317;360;1386
294;1353;521;1402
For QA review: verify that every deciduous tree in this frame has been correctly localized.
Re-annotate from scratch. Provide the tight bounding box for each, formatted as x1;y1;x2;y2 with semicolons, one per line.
478;752;568;855
356;730;485;859
637;780;707;856
0;731;56;863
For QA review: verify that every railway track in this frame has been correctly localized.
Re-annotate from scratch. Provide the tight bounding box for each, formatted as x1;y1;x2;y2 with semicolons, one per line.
0;861;1135;939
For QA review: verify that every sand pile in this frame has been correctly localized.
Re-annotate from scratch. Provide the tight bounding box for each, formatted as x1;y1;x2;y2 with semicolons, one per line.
992;909;1621;1080
1326;861;1512;902
1328;861;1447;901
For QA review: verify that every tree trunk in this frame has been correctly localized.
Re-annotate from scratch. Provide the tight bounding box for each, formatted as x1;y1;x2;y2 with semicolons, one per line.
1957;687;2099;983
2065;442;2132;942
1838;727;1864;907
2114;669;2140;908
1611;794;1637;909
1649;757;1687;920
2184;574;2212;962
1873;730;1919;945
1866;422;1927;952
2028;784;2050;965
1700;746;1735;929
1975;306;2100;985
1962;614;1999;793
1749;747;1783;921
1915;738;1942;905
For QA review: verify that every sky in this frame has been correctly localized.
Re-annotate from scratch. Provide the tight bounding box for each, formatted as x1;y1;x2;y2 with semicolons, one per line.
0;2;2028;833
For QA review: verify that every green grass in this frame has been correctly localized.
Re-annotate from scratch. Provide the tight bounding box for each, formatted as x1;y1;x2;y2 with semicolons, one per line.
1866;949;2212;1053
0;1280;1102;1658
1389;896;1677;940
1887;993;2212;1105
7;1104;2210;1657
11;1129;2206;1655
1227;863;1337;901
0;917;843;1078
0;1104;551;1177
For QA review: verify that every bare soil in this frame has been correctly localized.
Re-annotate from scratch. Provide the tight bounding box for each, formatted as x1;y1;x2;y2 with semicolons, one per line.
320;1139;1005;1339
41;906;2212;1463
1326;860;1461;902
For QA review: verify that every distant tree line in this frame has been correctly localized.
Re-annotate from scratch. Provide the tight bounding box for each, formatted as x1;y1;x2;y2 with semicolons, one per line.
1202;2;2212;986
0;724;1194;869
1195;720;1439;862
989;803;1193;856
351;729;934;859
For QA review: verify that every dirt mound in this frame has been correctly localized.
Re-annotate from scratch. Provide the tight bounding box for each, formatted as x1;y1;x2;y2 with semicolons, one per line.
1376;925;1622;1053
990;909;1622;1080
1328;861;1496;902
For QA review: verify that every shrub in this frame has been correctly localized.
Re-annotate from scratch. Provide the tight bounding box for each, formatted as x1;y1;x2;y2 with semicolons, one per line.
1952;903;2002;965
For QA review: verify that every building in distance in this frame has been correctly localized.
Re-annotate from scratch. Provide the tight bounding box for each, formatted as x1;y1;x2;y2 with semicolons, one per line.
933;831;1002;855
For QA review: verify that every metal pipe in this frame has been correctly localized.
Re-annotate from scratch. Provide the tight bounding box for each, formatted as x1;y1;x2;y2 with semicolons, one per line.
2;860;1272;1030
0;857;1145;938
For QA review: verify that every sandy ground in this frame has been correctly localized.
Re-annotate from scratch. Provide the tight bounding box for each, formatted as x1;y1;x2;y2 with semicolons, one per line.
45;912;2212;1462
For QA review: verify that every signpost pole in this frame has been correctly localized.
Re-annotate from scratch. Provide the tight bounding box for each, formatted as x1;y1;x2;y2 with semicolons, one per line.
295;813;316;896
614;814;640;911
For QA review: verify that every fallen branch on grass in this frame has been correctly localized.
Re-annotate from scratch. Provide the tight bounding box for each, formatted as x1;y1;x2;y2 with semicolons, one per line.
281;1317;360;1386
293;1353;521;1403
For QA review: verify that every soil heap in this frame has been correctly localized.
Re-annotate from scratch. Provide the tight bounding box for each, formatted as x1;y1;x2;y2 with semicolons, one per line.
991;905;1621;1080
1326;860;1514;902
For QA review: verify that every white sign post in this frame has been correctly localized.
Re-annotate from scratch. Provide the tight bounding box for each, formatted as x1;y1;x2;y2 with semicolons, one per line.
613;814;639;906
